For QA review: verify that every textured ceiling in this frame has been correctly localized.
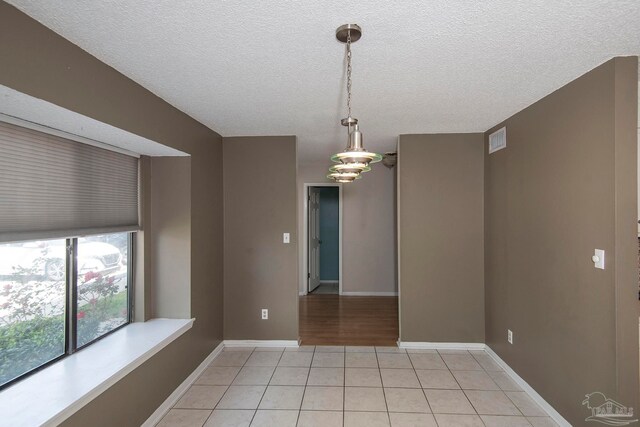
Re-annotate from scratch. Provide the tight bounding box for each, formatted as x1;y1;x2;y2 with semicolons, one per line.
7;0;640;162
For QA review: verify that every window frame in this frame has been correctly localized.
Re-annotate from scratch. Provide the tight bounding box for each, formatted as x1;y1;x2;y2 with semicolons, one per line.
0;232;135;390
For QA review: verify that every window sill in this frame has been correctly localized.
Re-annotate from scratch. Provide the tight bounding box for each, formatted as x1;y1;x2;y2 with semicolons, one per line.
0;318;194;427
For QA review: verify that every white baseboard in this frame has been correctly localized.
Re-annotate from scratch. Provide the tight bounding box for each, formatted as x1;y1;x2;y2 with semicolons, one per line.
141;341;224;427
484;346;571;427
223;340;300;348
398;341;486;350
398;342;570;426
341;291;398;296
319;280;339;284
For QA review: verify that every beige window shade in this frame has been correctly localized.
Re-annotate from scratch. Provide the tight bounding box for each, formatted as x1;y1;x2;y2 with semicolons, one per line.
0;121;139;243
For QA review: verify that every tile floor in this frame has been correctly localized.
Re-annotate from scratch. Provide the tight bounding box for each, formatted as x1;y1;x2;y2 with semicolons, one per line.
156;346;560;427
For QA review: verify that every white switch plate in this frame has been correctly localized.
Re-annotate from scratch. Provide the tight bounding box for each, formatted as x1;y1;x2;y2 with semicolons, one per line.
261;309;268;320
283;233;290;244
593;249;605;269
507;329;513;344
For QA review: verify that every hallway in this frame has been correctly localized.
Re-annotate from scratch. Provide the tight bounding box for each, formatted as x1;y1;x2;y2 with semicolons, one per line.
299;295;399;346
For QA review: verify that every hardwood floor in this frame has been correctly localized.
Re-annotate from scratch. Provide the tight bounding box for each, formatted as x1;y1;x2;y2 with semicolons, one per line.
299;294;399;346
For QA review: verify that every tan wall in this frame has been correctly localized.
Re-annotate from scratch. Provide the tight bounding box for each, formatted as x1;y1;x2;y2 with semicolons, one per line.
0;3;224;426
484;57;639;424
637;84;640;232
223;136;299;340
398;134;485;343
135;156;153;322
297;161;397;294
150;157;192;318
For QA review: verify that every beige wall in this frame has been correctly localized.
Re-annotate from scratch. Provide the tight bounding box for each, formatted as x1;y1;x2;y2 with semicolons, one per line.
398;134;485;343
484;57;639;424
0;3;224;425
297;161;397;294
223;136;299;340
637;83;640;233
135;156;153;322
150;156;192;318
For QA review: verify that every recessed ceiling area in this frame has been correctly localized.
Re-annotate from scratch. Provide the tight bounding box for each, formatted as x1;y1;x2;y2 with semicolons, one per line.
7;0;640;163
0;84;187;157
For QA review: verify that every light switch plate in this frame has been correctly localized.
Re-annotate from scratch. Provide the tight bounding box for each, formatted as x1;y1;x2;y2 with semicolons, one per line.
593;249;605;269
283;233;290;244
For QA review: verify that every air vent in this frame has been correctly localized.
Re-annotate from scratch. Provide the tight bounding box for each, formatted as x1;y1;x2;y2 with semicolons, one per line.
489;127;506;154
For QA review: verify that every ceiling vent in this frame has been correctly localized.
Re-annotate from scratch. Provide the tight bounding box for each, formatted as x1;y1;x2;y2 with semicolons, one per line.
488;127;506;154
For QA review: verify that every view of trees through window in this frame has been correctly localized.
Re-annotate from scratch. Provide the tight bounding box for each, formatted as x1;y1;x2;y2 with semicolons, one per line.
0;233;131;387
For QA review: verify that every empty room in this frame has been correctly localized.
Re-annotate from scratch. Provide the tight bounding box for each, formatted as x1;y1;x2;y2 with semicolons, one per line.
0;2;638;427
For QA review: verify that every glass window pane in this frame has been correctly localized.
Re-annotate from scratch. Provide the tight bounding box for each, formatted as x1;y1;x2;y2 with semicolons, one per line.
76;233;129;347
0;239;67;387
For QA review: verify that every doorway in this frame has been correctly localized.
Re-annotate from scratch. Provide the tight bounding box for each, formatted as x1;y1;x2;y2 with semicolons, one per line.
299;175;399;346
305;184;341;295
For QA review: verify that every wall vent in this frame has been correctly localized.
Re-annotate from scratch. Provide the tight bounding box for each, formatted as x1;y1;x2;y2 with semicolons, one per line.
488;127;506;154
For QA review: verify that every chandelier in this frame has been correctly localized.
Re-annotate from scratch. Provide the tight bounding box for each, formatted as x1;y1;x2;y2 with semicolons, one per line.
328;24;381;183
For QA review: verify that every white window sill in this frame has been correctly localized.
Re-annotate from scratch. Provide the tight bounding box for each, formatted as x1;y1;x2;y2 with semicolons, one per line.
0;318;194;427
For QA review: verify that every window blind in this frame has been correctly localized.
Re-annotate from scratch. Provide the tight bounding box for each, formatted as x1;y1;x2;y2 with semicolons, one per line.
0;121;139;243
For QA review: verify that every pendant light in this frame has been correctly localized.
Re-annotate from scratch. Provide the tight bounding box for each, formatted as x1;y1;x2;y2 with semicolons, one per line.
328;24;381;183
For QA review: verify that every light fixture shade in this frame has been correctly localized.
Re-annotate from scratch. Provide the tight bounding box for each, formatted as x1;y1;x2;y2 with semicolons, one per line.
331;151;382;164
327;171;360;180
330;176;359;183
329;163;371;174
331;124;382;165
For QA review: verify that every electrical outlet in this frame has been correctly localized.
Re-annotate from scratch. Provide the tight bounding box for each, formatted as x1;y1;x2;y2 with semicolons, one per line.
507;329;513;344
261;309;268;320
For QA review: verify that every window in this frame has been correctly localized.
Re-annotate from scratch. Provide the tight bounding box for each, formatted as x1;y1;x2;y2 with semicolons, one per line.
76;234;130;347
0;120;140;389
0;239;66;387
0;232;132;388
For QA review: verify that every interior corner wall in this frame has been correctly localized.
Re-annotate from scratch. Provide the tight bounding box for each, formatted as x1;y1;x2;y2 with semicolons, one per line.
135;156;153;322
223;136;298;340
484;57;639;425
397;134;485;343
149;156;192;318
297;161;397;294
0;3;224;426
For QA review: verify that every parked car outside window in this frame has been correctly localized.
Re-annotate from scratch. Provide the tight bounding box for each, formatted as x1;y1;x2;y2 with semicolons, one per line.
0;239;122;281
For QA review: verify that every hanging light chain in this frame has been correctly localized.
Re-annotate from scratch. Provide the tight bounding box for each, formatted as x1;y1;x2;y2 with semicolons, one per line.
346;30;352;119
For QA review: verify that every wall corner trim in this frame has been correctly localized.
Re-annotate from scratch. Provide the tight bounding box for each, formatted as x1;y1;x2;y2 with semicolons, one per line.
484;346;571;427
141;342;225;427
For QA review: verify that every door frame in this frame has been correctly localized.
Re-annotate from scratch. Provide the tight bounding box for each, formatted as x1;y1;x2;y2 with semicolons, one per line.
302;183;343;295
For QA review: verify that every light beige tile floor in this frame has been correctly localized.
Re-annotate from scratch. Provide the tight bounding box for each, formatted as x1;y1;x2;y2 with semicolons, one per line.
156;346;561;427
